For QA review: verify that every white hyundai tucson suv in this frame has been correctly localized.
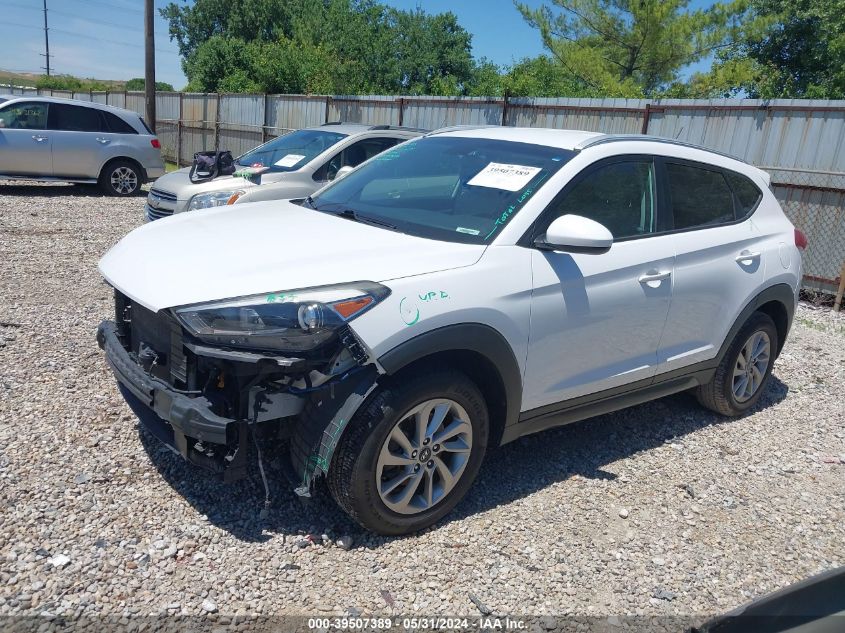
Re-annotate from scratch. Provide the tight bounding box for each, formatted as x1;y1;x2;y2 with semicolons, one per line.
97;126;804;535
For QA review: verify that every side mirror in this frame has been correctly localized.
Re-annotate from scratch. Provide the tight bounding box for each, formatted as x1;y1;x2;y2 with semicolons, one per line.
333;165;355;181
535;214;613;253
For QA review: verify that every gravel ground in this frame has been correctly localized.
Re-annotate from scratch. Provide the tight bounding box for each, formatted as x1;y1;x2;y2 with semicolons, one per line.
1;183;843;627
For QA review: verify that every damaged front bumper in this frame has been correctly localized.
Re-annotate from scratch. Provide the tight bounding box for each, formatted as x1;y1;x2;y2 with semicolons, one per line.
97;320;250;481
97;313;379;492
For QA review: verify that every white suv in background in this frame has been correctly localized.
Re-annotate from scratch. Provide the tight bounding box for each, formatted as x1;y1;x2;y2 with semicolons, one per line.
97;127;803;535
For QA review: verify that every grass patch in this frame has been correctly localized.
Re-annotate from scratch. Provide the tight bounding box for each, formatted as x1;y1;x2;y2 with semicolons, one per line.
796;316;845;337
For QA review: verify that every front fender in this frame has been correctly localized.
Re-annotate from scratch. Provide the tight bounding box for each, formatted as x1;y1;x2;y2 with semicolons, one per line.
378;322;523;430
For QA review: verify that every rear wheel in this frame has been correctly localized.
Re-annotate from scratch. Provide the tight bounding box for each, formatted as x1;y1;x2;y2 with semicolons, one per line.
100;159;142;196
696;311;778;416
328;369;488;535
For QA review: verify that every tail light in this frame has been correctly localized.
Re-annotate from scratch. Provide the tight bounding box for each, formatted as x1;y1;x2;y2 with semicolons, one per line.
794;228;807;250
150;139;161;149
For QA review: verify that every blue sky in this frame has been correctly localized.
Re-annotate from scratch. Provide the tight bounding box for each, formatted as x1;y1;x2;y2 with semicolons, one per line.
0;0;716;89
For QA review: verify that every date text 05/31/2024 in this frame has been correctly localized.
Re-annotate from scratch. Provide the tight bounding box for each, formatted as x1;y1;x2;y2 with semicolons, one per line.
307;616;529;630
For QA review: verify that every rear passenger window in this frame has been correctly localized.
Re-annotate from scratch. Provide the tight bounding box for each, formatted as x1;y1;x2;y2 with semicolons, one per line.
48;104;102;132
101;111;137;134
314;137;403;181
0;102;48;130
549;160;656;239
724;171;762;219
666;163;735;229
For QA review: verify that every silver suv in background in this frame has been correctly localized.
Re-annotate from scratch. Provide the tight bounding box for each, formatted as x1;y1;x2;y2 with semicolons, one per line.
0;96;164;196
144;123;424;220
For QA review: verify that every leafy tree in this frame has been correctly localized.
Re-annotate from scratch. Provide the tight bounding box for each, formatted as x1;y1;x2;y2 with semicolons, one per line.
125;78;176;91
161;0;475;95
467;56;596;97
386;9;474;94
723;0;845;98
36;75;110;91
515;0;750;96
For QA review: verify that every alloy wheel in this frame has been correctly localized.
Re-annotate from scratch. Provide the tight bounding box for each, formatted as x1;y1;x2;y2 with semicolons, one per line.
110;166;138;194
732;330;771;403
376;398;473;515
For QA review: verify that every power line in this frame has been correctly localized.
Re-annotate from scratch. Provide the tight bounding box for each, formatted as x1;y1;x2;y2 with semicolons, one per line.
0;21;178;56
49;10;177;45
76;0;142;14
5;2;40;12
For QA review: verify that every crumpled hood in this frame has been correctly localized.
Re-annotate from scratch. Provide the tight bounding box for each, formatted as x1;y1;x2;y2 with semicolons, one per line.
99;201;486;312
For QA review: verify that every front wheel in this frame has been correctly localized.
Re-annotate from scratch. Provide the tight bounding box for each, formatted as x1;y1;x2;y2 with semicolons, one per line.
100;160;142;196
696;311;778;416
328;369;489;535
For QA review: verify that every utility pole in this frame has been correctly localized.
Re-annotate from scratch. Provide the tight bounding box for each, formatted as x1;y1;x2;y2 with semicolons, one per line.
144;0;156;132
41;0;51;76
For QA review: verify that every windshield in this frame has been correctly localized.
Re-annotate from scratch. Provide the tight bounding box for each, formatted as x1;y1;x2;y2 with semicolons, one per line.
237;129;347;172
310;136;574;244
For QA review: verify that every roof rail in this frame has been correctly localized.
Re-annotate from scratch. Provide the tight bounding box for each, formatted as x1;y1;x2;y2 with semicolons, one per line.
368;124;429;133
425;124;499;136
575;134;744;162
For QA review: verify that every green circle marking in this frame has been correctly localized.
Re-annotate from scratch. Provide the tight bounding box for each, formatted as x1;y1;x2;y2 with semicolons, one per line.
399;297;420;326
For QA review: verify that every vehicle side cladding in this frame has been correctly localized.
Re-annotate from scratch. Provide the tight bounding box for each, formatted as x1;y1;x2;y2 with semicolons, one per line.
715;283;795;363
291;321;523;494
290;365;380;496
377;323;523;446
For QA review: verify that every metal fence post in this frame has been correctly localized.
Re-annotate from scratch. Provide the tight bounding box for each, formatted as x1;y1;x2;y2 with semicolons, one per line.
176;91;184;167
325;96;331;124
214;92;221;151
501;90;510;127
398;97;404;126
262;93;270;142
641;102;651;134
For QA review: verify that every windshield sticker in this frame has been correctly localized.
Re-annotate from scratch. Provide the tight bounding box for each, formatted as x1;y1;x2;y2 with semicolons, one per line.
483;173;549;241
456;227;480;236
274;154;305;168
467;162;542;191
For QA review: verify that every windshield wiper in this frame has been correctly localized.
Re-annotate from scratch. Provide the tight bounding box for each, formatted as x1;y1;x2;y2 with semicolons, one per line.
336;208;399;231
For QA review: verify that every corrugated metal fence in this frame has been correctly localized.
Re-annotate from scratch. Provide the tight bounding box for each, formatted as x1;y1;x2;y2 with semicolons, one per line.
2;85;844;292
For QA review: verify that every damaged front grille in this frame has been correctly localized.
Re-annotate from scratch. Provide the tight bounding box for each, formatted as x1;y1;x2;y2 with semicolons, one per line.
115;291;188;389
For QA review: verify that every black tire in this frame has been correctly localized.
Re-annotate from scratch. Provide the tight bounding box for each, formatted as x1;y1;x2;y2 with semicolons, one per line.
99;159;142;196
696;311;778;416
327;369;489;535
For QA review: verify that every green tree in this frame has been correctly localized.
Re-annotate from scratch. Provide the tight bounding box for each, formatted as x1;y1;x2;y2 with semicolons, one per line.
724;0;845;98
516;0;750;96
125;78;176;91
467;56;596;97
161;0;475;95
36;75;110;91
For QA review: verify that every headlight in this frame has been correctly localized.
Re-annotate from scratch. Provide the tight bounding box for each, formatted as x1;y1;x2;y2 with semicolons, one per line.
173;282;389;353
187;190;245;211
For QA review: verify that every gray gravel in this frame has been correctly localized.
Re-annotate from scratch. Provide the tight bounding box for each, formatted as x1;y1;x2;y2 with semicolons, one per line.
1;182;843;623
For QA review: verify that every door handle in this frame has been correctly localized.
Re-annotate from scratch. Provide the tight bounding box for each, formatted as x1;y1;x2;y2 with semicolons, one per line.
95;137;110;144
31;135;48;142
735;250;761;264
638;270;672;284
